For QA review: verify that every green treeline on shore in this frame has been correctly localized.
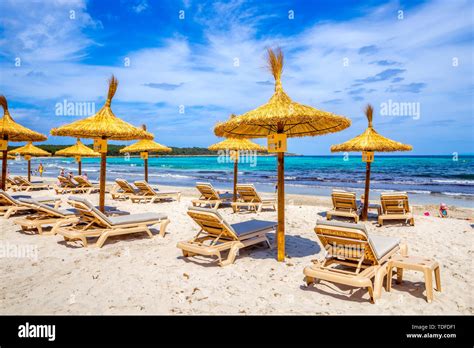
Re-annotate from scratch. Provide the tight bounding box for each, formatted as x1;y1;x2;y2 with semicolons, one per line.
6;144;267;156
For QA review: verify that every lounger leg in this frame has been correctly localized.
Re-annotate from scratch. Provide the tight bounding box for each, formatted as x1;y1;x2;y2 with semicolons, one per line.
434;266;442;292
257;204;263;213
54;201;61;209
326;214;332;221
396;268;403;284
95;231;111;248
4;207;16;219
378;217;383;226
305;276;314;286
158;219;170;238
410;217;415;226
424;269;433;303
400;243;408;257
367;285;375;304
386;265;393;292
373;266;386;300
220;242;244;266
37;224;43;235
144;226;153;239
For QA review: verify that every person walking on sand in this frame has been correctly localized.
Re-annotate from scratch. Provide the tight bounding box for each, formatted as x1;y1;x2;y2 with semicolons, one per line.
38;163;44;177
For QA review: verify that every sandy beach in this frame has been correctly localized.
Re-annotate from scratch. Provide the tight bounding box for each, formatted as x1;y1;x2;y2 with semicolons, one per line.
1;179;472;315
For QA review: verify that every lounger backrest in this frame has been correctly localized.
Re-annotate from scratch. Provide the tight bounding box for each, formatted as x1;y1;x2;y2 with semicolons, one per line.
236;184;262;203
380;192;410;214
187;206;238;240
58;176;76;187
0;189;18;206
67;196;113;227
195;182;219;200
18;198;65;217
15;176;31;186
331;191;358;211
6;177;17;185
115;179;136;193
74;176;92;187
315;220;379;264
134;181;155;195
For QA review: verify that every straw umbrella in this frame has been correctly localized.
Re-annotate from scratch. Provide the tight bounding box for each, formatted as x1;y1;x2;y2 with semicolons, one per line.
331;104;412;220
214;48;351;261
119;126;171;182
51;76;153;212
55;139;100;175
0;95;47;190
8;142;51;181
208;137;266;202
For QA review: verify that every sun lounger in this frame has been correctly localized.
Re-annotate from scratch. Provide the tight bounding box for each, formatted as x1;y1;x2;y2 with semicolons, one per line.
177;206;276;266
6;176;19;191
0;189;61;218
131;180;181;203
13;199;79;235
13;176;51;192
54;176;87;194
191;182;233;209
231;184;276;213
326;190;362;223
378;192;414;226
56;196;170;248
73;176;100;194
303;220;408;303
110;178;140;200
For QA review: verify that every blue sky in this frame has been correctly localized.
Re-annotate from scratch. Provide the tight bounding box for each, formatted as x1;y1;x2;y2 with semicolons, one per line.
0;0;472;155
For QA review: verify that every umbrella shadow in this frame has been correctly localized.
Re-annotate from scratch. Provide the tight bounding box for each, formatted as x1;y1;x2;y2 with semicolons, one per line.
247;232;320;260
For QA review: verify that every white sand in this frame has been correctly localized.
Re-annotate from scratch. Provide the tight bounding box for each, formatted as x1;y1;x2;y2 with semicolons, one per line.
0;185;472;315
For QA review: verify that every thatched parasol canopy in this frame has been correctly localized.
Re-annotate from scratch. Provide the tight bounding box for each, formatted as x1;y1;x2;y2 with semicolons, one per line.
51;76;153;141
9;142;51;157
9;142;51;182
0;95;47;190
213;48;351;262
55;139;100;175
208;137;266;151
119;139;172;154
331;104;412;220
209;137;266;201
214;49;350;138
0;96;47;142
331;105;412;153
50;75;154;212
55;139;100;157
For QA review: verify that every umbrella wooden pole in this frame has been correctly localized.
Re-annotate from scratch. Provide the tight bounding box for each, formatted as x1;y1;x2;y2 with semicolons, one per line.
144;156;148;183
233;159;238;202
78;161;82;176
99;151;106;212
1;149;7;190
277;151;285;261
362;161;371;221
27;159;31;182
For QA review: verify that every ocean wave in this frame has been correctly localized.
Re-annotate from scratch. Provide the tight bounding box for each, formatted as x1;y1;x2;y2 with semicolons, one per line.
433;179;474;185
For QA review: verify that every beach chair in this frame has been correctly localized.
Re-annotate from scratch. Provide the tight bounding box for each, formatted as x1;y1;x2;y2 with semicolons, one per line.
110;178;140;200
326;190;362;223
303;220;408;303
54;176;86;194
131;180;181;203
231;184;277;213
378;192;415;226
6;176;19;191
0;189;61;219
56;197;170;248
177;206;276;266
191;182;233;209
13;176;51;192
73;176;100;194
13;199;79;235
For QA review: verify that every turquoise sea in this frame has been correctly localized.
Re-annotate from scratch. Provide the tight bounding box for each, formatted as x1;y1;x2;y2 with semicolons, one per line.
7;155;474;207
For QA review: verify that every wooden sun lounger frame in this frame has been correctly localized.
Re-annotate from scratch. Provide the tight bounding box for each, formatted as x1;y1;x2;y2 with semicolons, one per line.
110;179;138;200
378;192;415;226
191;183;232;209
326;190;362;223
177;209;274;266
303;223;408;303
13;176;51;192
54;176;88;194
73;176;100;194
13;202;79;235
6;177;19;191
56;199;170;248
130;181;181;203
0;194;61;219
231;184;276;213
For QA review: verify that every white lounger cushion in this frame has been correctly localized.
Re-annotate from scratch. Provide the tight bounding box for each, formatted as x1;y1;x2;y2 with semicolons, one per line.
230;220;277;237
108;212;167;226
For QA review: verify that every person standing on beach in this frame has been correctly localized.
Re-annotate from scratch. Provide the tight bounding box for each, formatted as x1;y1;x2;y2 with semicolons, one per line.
38;163;44;177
